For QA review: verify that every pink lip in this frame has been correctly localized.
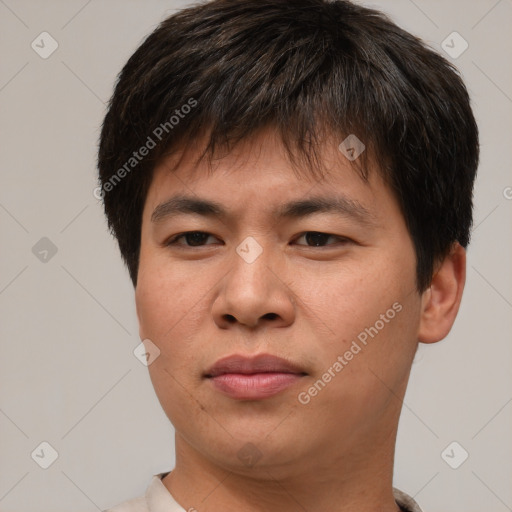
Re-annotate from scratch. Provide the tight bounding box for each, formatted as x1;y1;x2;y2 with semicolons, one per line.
205;354;307;400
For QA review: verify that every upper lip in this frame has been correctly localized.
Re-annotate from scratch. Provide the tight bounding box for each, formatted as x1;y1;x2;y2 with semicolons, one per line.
205;354;307;378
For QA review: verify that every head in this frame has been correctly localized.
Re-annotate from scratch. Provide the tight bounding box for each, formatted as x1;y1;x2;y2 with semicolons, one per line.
97;0;478;479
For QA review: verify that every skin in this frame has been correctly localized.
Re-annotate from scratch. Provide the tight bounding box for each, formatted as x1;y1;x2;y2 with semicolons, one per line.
135;127;466;512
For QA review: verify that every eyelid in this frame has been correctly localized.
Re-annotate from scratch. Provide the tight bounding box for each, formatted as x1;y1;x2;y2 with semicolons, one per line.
165;231;221;247
293;232;352;246
165;230;353;248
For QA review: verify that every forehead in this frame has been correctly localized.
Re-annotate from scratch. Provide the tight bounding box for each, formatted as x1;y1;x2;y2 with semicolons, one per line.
144;128;395;223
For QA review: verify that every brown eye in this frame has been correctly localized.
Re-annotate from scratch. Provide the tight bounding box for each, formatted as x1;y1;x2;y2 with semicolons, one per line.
294;232;350;247
166;231;218;247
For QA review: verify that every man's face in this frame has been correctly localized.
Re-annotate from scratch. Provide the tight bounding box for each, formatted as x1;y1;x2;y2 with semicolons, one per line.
135;129;423;476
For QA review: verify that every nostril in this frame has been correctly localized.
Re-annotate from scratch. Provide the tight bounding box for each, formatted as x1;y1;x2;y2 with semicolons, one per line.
224;314;237;323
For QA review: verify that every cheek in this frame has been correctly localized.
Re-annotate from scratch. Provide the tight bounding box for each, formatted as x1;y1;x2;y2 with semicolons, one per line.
295;243;420;395
136;275;174;341
135;264;207;420
294;254;415;343
136;246;201;340
135;291;225;451
135;252;215;383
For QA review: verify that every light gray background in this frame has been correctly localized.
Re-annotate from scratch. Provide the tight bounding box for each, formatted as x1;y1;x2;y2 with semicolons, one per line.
1;1;511;511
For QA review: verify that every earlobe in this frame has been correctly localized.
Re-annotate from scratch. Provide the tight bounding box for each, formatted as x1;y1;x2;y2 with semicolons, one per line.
418;243;466;344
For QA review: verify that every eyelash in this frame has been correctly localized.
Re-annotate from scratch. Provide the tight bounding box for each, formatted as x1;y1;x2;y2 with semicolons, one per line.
165;231;352;248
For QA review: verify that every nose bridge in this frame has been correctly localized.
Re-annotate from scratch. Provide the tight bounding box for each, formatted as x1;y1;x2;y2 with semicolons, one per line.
235;234;266;270
230;234;273;295
212;234;295;328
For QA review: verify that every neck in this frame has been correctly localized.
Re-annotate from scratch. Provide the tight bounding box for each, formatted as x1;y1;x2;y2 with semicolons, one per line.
163;424;401;512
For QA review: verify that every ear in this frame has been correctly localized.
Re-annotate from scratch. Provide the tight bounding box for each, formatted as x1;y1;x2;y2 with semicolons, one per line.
418;242;466;344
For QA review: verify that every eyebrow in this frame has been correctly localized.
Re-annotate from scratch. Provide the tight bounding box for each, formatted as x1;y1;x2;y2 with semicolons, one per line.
151;193;377;226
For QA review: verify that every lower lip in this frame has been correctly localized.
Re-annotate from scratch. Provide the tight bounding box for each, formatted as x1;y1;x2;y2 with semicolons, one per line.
208;373;304;400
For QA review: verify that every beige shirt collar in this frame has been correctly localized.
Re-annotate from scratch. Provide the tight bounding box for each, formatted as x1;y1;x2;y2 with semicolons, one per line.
107;472;424;512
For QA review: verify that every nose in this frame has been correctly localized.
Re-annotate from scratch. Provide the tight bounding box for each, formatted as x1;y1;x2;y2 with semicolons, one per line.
211;239;296;330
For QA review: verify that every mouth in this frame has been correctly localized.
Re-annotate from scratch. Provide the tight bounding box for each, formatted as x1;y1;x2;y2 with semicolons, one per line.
204;353;307;400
